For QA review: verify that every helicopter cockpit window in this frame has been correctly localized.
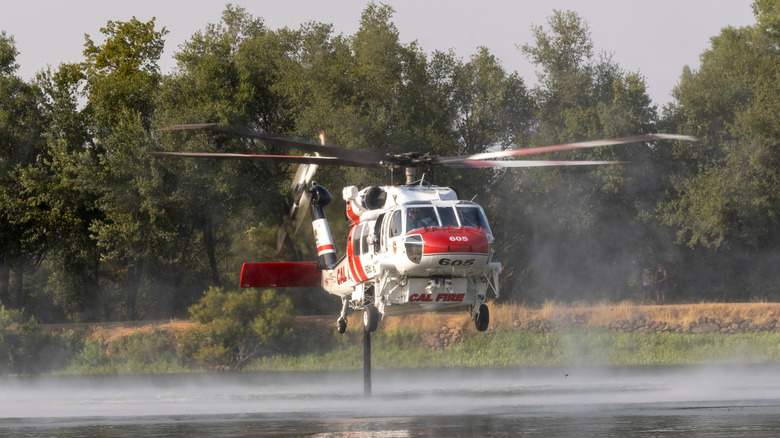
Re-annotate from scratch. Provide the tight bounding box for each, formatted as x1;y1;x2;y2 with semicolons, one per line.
360;222;370;255
456;206;491;232
353;223;364;255
406;207;437;232
436;206;458;227
389;210;402;238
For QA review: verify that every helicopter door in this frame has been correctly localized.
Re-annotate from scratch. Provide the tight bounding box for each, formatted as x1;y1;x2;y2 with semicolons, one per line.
372;213;384;254
358;221;378;279
386;209;404;262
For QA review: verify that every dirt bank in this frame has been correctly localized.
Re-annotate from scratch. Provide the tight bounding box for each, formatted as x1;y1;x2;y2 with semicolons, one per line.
39;302;780;351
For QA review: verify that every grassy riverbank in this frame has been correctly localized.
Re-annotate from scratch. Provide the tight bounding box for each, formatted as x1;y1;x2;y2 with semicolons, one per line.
250;328;780;371
30;301;780;374
250;301;780;371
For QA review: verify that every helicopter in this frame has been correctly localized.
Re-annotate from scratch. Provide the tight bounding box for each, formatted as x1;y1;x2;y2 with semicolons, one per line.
156;124;696;334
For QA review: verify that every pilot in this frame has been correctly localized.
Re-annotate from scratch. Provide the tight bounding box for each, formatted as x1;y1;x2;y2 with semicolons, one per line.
407;208;434;231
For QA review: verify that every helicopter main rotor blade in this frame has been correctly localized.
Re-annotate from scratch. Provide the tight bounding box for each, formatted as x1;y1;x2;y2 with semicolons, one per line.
153;151;380;168
436;133;698;164
157;127;698;170
158;124;385;166
444;160;625;168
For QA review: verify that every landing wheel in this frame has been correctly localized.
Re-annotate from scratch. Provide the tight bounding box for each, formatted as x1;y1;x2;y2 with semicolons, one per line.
475;304;489;332
337;317;347;334
363;304;379;333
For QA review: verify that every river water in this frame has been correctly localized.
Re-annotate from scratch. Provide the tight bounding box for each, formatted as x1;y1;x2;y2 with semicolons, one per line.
2;364;780;437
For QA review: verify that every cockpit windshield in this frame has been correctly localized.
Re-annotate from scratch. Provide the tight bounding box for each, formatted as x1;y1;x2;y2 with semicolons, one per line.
406;207;437;232
403;204;492;234
456;206;491;232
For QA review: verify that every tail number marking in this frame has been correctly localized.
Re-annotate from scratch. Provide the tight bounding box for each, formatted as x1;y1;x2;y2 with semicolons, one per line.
438;258;475;266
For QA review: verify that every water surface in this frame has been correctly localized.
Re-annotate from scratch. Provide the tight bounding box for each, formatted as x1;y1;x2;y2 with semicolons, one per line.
2;364;780;436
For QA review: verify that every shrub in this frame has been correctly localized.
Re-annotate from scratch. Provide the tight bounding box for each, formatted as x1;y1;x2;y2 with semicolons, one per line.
178;287;296;370
73;337;111;372
107;328;185;373
0;306;48;374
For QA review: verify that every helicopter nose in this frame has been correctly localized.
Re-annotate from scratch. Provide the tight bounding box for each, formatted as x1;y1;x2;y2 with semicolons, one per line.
419;227;490;255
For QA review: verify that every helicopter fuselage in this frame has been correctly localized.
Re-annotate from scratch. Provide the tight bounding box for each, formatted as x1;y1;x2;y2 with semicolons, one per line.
322;184;500;320
239;182;500;331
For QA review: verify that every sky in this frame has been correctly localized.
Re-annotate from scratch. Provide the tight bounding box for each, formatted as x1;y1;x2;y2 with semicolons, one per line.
2;0;757;106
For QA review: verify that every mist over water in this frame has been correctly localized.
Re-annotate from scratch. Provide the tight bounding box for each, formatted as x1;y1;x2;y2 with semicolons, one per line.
2;365;780;436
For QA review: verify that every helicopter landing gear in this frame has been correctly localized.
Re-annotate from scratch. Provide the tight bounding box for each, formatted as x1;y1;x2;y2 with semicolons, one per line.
363;304;379;333
337;317;347;334
474;303;490;332
336;297;349;335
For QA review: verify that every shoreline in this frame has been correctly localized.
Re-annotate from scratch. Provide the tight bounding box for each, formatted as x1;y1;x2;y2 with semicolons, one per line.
39;302;780;351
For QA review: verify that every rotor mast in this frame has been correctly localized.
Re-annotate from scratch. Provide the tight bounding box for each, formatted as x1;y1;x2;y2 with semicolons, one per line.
405;167;416;185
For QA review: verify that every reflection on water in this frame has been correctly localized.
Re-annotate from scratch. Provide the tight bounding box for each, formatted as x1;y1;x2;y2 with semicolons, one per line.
2;365;780;437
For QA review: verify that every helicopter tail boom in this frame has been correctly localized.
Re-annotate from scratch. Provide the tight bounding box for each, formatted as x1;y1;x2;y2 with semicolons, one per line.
240;262;322;288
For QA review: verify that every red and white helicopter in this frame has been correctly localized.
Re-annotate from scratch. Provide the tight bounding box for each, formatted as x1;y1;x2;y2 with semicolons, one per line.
157;125;696;334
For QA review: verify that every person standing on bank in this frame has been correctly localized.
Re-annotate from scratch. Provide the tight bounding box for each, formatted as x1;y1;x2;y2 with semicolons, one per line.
655;263;667;304
642;268;652;304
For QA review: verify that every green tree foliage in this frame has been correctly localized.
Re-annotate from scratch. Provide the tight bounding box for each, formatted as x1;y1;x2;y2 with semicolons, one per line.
274;3;463;190
487;10;662;303
82;17;167;132
450;47;534;156
156;5;295;300
178;287;295;370
665;14;780;249
660;0;780;299
79;18;173;320
27;65;104;320
4;1;780;327
0;32;45;309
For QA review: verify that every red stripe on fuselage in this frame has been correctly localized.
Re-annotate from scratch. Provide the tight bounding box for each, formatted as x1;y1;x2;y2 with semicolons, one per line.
346;225;360;281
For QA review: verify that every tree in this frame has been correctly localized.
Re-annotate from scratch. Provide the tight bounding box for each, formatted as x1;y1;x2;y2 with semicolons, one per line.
157;5;293;297
0;31;18;76
27;64;103;320
664;22;780;250
0;32;45;308
80;18;172;319
450;47;534;156
660;0;780;299
521;9;595;141
82;17;168;132
489;10;660;303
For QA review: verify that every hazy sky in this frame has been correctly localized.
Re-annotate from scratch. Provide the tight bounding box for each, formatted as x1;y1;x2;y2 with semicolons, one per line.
3;0;756;106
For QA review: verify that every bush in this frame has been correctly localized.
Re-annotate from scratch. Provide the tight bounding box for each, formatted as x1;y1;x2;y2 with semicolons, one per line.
108;328;185;373
178;287;296;370
73;337;111;372
0;306;50;374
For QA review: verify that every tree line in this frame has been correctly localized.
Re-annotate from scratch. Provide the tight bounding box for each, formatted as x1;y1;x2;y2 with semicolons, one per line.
1;2;779;323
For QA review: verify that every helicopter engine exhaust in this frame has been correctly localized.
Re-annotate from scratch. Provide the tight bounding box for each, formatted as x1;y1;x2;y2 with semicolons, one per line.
360;186;386;210
309;183;338;270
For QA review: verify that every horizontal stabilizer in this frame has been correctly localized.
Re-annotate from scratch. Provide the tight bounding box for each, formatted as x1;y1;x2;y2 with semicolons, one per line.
240;262;322;288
